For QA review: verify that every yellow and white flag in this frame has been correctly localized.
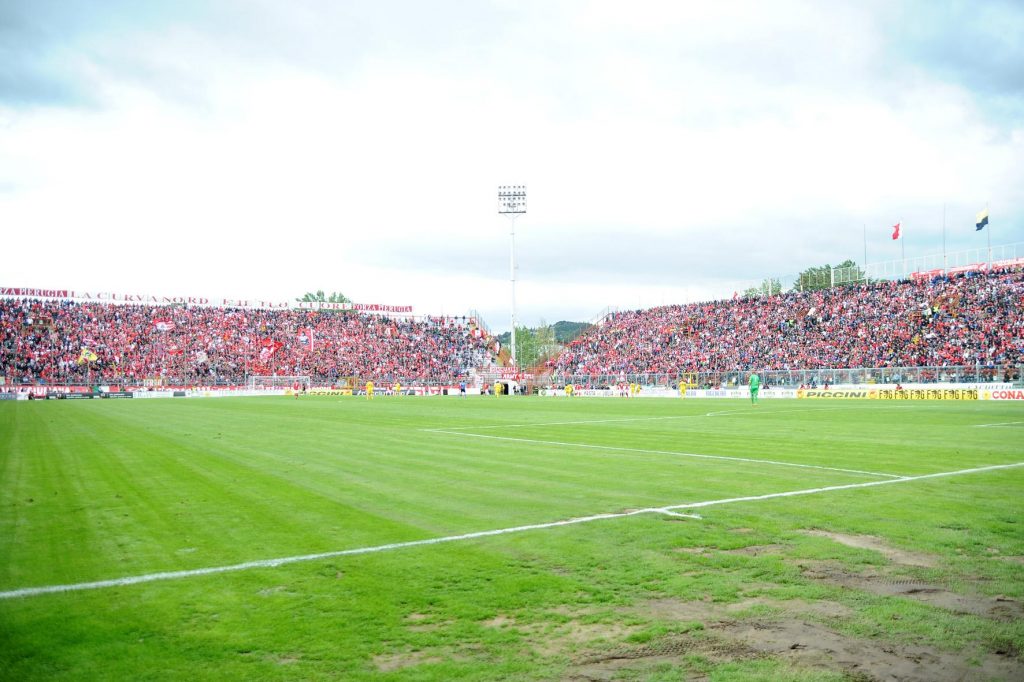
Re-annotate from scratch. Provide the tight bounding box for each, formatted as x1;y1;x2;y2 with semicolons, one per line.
975;208;989;231
76;347;99;365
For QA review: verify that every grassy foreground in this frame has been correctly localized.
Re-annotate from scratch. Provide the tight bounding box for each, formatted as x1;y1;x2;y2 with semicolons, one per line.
1;395;1022;680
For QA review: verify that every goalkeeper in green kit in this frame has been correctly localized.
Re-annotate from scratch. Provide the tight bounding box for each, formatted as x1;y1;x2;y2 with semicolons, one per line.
749;371;760;406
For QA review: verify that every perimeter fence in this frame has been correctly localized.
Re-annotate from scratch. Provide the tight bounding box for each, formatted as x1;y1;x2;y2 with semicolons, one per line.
549;364;1023;389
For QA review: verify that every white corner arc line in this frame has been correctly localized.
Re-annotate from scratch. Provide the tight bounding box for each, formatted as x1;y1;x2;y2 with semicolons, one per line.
430;430;904;479
2;462;1020;601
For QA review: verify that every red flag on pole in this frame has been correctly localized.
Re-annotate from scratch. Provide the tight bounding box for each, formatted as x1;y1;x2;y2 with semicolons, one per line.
891;222;902;240
259;339;283;361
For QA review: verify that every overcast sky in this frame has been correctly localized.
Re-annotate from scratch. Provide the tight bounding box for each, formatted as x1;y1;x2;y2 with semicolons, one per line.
2;0;1022;331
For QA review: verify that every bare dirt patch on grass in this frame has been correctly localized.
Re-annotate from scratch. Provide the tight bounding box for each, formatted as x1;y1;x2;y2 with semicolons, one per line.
563;596;1024;681
477;609;643;658
723;543;788;557
373;650;446;672
673;545;710;555
638;597;851;623
480;614;516;628
795;559;1024;622
715;616;1022;682
801;529;937;567
565;635;757;681
403;612;451;633
527;619;642;657
673;543;788;557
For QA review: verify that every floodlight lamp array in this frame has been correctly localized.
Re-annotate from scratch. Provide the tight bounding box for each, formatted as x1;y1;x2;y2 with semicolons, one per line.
498;185;527;214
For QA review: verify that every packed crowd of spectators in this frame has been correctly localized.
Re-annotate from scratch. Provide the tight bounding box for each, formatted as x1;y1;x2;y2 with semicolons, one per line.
552;268;1024;376
0;300;494;386
5;267;1021;387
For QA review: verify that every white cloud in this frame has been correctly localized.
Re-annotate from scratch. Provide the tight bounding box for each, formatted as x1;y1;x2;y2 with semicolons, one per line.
1;1;1021;329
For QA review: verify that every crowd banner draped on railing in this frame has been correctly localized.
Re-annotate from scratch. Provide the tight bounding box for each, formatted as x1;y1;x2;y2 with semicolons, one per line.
0;286;413;314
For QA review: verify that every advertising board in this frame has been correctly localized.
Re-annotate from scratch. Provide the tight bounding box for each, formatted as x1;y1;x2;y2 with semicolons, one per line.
798;388;979;400
983;389;1024;401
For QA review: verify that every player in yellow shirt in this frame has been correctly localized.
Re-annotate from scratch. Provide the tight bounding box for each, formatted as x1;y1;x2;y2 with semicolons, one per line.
365;380;374;400
679;380;687;398
564;383;574;397
393;380;401;395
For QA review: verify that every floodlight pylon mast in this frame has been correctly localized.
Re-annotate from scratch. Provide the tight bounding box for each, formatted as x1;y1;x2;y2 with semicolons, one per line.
498;185;526;369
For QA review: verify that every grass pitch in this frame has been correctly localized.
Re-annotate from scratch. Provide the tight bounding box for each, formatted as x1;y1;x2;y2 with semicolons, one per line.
1;396;1022;680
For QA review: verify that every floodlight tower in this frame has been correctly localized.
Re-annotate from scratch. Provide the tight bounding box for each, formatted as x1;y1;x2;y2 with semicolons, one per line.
498;185;526;369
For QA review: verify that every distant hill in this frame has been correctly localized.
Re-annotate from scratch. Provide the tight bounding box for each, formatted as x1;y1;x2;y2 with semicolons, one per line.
496;321;592;346
551;321;592;343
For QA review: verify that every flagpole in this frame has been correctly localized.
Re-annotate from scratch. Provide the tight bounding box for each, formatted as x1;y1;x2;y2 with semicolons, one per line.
900;217;905;275
862;224;867;282
987;201;991;265
942;203;947;272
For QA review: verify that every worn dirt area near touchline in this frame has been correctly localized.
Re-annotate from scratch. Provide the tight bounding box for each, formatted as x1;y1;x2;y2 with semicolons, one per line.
562;596;1023;681
564;531;1023;681
800;529;938;567
795;558;1024;622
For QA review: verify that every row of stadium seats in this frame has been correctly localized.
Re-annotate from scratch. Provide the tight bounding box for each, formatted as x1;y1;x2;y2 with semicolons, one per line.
550;267;1024;375
0;301;494;385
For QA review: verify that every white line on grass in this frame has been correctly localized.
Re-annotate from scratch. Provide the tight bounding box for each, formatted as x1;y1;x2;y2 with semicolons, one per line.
973;421;1024;428
655;509;703;519
429;430;904;479
421;405;890;431
661;461;1024;512
0;510;655;601
4;462;1018;601
421;415;702;431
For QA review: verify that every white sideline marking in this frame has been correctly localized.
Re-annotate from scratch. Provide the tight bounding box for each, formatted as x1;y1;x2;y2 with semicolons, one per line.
973;421;1024;428
421;415;701;432
421;405;888;431
3;462;1020;601
0;510;654;601
429;430;903;479
661;462;1024;512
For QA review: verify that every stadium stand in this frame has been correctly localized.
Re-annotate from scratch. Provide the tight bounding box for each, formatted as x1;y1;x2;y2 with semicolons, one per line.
551;267;1024;377
3;267;1021;389
0;301;494;386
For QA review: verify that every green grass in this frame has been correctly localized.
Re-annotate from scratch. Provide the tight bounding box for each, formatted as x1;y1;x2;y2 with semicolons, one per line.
1;396;1022;680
